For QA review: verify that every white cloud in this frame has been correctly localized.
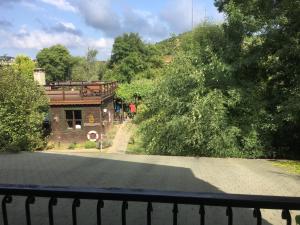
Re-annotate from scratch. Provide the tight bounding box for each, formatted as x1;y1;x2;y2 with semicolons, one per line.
7;30;81;49
60;22;76;30
77;0;169;40
122;9;169;41
160;0;195;33
45;21;82;36
0;27;113;58
40;0;76;12
79;0;120;36
76;0;222;40
161;0;224;33
87;38;114;49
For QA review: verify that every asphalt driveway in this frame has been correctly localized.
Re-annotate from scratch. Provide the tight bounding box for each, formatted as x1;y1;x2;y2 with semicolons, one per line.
0;151;299;225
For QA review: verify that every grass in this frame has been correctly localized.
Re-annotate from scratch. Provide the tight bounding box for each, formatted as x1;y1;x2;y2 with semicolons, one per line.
126;139;146;154
84;141;97;149
272;160;300;175
126;124;146;154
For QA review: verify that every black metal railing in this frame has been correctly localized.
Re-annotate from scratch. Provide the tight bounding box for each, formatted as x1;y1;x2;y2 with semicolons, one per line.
0;184;299;225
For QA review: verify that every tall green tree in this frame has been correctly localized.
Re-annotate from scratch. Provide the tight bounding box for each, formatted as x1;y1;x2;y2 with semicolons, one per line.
109;33;146;67
36;45;73;82
138;22;278;158
106;33;163;83
72;48;107;81
0;66;48;152
214;0;300;156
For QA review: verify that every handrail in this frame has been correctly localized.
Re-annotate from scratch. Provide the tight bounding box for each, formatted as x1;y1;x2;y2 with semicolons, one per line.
44;81;118;103
45;81;118;87
1;184;299;225
0;184;299;209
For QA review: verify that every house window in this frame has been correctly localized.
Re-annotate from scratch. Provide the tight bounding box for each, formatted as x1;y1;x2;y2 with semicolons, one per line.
65;110;82;129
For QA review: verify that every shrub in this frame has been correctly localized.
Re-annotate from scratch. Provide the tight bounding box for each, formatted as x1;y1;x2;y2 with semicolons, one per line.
0;67;48;152
68;143;77;150
84;141;97;149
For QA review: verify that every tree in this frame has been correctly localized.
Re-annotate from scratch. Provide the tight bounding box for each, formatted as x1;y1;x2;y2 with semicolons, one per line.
139;52;237;156
0;66;48;152
12;55;36;79
109;33;146;67
106;33;163;83
214;0;300;156
137;23;272;158
71;48;106;81
36;45;73;82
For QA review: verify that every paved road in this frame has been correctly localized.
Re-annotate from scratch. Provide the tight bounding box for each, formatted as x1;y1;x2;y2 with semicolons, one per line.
0;152;299;225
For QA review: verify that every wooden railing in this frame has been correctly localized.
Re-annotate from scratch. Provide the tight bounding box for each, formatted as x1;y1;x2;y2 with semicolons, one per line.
44;81;117;104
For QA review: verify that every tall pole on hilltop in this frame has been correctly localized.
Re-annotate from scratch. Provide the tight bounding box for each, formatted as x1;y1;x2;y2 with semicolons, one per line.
192;0;194;29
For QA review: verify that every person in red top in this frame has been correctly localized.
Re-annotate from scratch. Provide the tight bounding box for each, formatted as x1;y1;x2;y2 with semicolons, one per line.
129;103;136;118
129;103;136;113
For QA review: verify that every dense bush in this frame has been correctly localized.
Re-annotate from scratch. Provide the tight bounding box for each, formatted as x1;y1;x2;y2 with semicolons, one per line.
0;67;48;152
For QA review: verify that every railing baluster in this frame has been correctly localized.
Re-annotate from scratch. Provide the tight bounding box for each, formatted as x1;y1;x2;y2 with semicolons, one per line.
199;205;205;225
282;209;291;225
72;199;80;225
253;208;261;225
97;200;104;225
48;197;57;225
25;196;35;225
172;203;178;225
226;206;233;225
2;195;12;225
147;202;153;225
122;201;128;225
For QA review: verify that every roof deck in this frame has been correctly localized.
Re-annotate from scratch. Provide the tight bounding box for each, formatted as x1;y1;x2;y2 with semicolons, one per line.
45;81;117;105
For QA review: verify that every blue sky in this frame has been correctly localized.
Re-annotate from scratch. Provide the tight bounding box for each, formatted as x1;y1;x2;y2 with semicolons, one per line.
0;0;223;60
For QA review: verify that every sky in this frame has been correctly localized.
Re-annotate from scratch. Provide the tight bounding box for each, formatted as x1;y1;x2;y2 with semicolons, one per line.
0;0;223;60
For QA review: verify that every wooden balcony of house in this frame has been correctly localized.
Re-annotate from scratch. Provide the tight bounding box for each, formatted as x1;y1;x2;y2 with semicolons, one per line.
44;81;118;105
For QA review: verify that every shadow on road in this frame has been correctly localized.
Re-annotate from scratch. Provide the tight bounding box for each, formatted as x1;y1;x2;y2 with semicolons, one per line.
0;152;274;225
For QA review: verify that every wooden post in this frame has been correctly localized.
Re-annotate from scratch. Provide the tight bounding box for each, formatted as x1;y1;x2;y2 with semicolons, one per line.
62;85;65;100
80;83;83;99
121;99;124;123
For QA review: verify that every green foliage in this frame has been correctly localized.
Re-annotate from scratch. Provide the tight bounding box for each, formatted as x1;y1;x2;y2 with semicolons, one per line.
36;44;73;82
272;160;300;175
0;67;48;152
12;55;36;79
138;20;285;158
105;33;163;83
109;33;146;66
71;48;106;81
84;141;97;149
116;79;154;102
214;0;300;156
139;53;252;157
68;143;77;149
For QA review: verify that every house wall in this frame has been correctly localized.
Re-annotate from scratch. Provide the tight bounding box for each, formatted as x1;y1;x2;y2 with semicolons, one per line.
49;99;114;143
